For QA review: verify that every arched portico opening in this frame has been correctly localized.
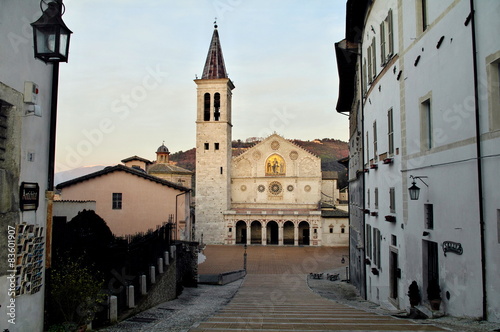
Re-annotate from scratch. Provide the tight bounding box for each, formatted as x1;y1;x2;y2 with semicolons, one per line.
266;221;279;245
235;220;247;244
250;220;262;244
283;221;294;245
299;221;310;246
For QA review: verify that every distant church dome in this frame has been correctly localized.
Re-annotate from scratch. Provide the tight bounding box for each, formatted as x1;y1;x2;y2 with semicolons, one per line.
157;144;169;153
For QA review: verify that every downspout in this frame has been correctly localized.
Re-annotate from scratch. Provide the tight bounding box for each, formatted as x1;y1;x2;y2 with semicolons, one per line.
468;0;487;320
359;43;367;300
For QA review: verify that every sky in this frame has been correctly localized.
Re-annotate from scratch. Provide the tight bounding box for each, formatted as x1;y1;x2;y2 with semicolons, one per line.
56;0;348;172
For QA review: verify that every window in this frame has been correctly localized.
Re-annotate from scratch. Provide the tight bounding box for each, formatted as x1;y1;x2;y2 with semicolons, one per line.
389;187;396;213
220;167;223;175
366;132;370;162
214;142;220;150
367;189;370;207
214;92;221;121
362;58;368;93
0;100;10;163
330;227;333;234
203;93;210;121
367;46;373;84
373;228;381;268
341;226;345;234
380;21;386;64
425;204;434;229
387;10;394;56
420;98;432;150
388;108;394;155
371;38;377;80
417;0;428;33
374;187;379;209
373;121;378;162
112;193;122;210
487;55;500;131
204;143;209;150
391;234;397;246
366;224;372;259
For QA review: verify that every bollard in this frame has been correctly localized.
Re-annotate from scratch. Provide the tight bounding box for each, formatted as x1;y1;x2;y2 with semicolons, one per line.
170;245;176;259
150;265;156;284
158;257;164;274
140;275;147;295
164;251;170;266
127;285;135;308
109;296;118;323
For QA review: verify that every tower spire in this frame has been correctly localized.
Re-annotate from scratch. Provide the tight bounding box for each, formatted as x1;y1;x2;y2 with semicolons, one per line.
201;23;228;79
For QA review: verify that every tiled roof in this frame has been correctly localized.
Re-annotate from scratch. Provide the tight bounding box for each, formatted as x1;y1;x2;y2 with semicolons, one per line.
322;171;339;180
201;26;228;79
56;164;190;192
148;163;193;175
121;155;152;164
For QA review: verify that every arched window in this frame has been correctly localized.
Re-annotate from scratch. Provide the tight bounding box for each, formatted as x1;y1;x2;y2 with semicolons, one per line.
214;92;221;121
204;93;210;121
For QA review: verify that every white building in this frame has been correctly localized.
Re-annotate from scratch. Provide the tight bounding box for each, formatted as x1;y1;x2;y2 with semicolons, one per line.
0;1;72;331
337;0;500;322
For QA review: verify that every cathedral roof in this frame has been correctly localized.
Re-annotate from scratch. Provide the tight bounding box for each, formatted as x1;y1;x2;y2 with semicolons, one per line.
148;163;193;175
201;24;228;79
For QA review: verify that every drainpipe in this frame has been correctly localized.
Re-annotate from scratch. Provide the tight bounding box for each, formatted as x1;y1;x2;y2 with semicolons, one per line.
468;0;487;320
359;44;367;301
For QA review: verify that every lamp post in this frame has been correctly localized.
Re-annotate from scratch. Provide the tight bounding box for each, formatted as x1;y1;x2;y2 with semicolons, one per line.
31;0;72;268
243;244;247;271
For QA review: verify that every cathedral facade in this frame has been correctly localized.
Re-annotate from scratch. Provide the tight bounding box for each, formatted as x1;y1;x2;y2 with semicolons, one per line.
195;25;347;246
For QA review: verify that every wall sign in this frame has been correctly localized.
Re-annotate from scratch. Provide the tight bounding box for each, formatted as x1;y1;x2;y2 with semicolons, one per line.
442;241;463;256
20;182;39;211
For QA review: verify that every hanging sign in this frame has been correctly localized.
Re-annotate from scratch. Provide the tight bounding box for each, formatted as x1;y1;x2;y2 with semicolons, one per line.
20;182;39;211
442;241;463;256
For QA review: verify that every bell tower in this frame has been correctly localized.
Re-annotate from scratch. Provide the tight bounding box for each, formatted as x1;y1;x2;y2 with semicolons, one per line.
194;23;235;244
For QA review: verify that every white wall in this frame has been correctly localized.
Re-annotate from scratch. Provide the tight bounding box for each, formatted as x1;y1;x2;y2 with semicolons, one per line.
0;1;58;331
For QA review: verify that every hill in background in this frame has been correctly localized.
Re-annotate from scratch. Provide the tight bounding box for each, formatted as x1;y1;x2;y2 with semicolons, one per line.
170;138;348;188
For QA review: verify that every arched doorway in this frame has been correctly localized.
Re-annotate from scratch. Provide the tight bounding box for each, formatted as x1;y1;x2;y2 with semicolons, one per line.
266;221;279;245
283;221;294;245
250;220;262;244
299;221;310;246
235;220;247;244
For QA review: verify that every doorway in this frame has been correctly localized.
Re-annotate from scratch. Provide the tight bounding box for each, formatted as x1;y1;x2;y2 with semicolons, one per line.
236;220;247;244
299;221;310;246
250;220;262;244
266;221;279;245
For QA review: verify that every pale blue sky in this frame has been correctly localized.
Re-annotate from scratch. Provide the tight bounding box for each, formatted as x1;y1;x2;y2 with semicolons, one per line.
56;1;347;171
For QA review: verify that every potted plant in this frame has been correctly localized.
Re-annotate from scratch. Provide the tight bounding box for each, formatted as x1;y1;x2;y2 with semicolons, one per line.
408;281;421;307
427;278;442;310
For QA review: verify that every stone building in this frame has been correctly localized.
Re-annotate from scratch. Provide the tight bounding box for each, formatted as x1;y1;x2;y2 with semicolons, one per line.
336;0;500;322
195;24;348;247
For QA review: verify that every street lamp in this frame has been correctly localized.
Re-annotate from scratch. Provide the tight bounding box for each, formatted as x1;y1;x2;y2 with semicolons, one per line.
31;0;72;63
408;175;429;201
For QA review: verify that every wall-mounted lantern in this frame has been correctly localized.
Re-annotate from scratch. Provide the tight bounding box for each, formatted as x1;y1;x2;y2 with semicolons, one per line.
408;175;429;200
31;0;72;63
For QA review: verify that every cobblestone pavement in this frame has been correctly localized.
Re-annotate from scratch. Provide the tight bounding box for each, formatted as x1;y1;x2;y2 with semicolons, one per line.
100;245;500;331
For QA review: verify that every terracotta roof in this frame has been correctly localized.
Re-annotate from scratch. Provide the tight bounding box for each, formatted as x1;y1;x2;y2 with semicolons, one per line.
121;155;152;164
56;164;190;192
148;163;193;175
201;26;228;79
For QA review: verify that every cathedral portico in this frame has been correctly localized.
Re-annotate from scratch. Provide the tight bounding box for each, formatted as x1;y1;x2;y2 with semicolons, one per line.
224;209;321;246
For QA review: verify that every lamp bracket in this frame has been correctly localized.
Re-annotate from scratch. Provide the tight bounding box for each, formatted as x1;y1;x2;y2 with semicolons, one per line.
410;175;429;187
